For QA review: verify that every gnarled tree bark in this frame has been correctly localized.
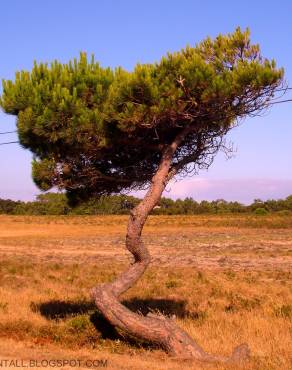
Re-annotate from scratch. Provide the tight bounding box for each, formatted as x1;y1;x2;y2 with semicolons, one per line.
91;130;250;363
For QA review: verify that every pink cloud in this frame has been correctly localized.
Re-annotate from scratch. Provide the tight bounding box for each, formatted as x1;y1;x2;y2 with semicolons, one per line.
164;178;292;204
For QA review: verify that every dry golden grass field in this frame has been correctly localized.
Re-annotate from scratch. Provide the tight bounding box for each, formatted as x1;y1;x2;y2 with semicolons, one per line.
0;214;291;369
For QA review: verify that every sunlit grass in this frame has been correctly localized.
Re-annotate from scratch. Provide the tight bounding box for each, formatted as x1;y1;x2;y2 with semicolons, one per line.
0;215;291;369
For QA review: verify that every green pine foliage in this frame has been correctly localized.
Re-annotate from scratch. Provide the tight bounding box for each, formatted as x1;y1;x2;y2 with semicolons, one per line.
0;28;283;202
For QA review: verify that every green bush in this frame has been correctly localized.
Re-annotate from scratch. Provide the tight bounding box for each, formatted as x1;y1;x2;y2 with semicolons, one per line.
254;208;269;215
67;315;91;332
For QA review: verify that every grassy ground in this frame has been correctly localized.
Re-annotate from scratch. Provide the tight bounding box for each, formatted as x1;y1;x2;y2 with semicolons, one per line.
0;214;291;369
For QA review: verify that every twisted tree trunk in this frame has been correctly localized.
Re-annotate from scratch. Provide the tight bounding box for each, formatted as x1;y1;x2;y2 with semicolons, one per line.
91;132;250;363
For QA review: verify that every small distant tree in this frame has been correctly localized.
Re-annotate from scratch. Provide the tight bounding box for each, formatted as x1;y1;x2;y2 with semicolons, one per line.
36;193;70;214
285;195;292;211
0;28;284;362
0;198;20;214
250;198;265;212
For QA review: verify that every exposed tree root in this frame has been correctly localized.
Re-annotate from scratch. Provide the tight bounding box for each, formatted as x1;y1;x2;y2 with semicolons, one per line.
91;283;249;363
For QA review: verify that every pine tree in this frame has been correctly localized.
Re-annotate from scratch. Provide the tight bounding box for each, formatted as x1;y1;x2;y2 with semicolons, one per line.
0;28;283;362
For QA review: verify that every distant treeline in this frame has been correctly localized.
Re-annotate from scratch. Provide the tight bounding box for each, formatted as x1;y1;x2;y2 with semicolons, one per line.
1;193;292;215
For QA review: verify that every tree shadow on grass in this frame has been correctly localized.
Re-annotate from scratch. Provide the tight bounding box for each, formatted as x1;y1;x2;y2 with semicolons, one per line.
30;300;95;320
30;297;200;348
31;297;193;320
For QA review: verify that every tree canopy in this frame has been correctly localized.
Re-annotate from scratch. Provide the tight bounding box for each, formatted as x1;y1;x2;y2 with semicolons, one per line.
0;28;283;202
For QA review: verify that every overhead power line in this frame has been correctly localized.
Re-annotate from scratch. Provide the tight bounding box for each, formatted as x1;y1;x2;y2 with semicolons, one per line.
269;98;292;105
0;93;291;146
0;130;17;135
0;141;19;146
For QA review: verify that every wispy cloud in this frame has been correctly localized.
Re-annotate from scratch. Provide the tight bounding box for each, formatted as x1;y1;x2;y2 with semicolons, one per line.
2;178;292;204
163;178;292;204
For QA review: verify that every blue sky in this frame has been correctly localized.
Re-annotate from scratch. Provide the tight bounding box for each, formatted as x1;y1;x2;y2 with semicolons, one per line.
0;0;291;203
